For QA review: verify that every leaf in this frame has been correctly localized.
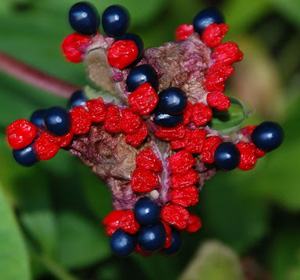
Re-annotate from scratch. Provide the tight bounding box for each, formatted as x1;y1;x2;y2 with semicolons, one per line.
209;97;248;134
178;241;243;280
272;0;300;29
0;183;31;280
56;212;111;269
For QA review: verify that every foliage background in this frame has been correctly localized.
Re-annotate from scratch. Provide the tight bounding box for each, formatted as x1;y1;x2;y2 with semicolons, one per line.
0;0;300;279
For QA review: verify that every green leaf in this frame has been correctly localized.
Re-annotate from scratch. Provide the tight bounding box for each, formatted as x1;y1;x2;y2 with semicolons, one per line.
0;184;31;280
210;97;248;134
56;212;111;269
178;241;243;280
272;0;300;29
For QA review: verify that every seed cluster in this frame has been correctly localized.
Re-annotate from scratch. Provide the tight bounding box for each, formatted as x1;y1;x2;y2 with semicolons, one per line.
6;2;284;258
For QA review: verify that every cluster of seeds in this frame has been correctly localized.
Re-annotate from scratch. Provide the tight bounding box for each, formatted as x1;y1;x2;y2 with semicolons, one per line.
6;2;284;257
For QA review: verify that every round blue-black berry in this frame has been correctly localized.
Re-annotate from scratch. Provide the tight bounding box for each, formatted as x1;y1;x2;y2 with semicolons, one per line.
214;142;240;170
44;106;71;136
252;121;284;152
69;2;100;35
154;112;183;128
134;197;161;227
193;8;224;35
163;230;182;255
30;109;47;128
116;33;144;62
110;229;137;258
138;222;166;252
157;87;187;115
68;90;87;108
13;144;38;167
126;64;158;92
102;5;130;37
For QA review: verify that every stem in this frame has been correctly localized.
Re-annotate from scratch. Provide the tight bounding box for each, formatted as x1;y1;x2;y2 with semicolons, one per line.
0;50;80;98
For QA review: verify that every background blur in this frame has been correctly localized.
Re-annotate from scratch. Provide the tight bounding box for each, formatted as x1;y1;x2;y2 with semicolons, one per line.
0;0;299;279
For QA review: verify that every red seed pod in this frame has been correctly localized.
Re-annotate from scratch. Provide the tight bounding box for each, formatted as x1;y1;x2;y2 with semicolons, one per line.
104;105;122;133
175;24;194;40
171;128;191;150
6;119;37;150
120;109;142;134
131;166;159;192
255;148;266;158
70;106;92;135
125;122;148;147
61;33;91;63
185;214;202;233
212;42;243;65
155;124;186;141
40;130;74;148
107;40;138;69
136;148;162;172
241;125;257;136
86;98;106;123
33;132;60;160
103;210;125;236
201;23;229;48
185;129;207;153
207;91;230;111
236;142;257;171
170;185;199;207
162;221;172;249
128;83;158;115
183;101;193;125
192;103;213;127
201;136;222;164
169;150;196;174
171;170;199;188
205;64;235;92
120;210;140;235
161;204;190;230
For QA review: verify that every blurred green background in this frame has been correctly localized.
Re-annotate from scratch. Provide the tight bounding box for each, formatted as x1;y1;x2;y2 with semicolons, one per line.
0;0;300;279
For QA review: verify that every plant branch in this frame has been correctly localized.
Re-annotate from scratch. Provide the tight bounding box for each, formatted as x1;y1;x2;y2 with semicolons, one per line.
0;50;80;98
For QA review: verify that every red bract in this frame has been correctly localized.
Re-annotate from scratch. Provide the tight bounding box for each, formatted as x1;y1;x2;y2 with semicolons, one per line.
136;148;162;172
205;64;234;92
170;185;199;207
86;98;106;123
192;103;213;127
155;124;186;141
103;210;125;236
201;23;229;47
107;40;138;69
162;221;172;249
183;102;193;125
236;142;257;171
175;24;194;40
128;83;158;115
207;91;230;111
104;105;122;133
213;42;243;65
185;129;207;153
61;33;91;63
33;132;60;160
70;106;92;135
201;136;222;164
169;150;196;174
119;210;140;234
171;169;199;188
131;167;159;192
6;119;37;150
125;122;148;147
161;204;190;230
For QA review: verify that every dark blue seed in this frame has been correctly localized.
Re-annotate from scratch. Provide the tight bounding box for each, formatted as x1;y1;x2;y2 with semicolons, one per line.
134;197;161;227
44;106;71;136
138;222;166;252
126;64;158;92
193;8;224;35
154;112;183;128
157;87;187;115
102;5;130;37
68;90;87;108
214;142;240;170
163;230;182;255
30;109;47;128
252;121;284;152
13;144;38;167
116;33;144;62
110;229;137;257
69;2;100;35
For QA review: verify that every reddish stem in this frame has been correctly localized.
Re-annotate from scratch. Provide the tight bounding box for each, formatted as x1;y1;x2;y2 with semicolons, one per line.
0;50;81;98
